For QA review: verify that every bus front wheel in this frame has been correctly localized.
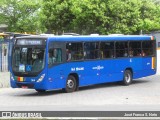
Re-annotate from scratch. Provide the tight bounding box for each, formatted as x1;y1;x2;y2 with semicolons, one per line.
123;70;132;85
65;75;77;93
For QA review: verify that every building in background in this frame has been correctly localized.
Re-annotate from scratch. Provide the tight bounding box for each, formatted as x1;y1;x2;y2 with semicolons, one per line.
150;31;160;74
150;31;160;49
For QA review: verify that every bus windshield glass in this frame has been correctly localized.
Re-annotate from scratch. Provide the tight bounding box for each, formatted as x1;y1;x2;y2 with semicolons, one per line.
12;38;46;75
12;47;45;74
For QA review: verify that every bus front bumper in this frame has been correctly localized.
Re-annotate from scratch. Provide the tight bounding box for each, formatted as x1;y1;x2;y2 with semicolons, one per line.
10;80;48;90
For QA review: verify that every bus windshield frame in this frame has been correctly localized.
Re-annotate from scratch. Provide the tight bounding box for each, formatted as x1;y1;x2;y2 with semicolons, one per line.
11;38;46;77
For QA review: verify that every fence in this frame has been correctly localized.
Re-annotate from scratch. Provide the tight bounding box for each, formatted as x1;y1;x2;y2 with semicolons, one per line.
0;40;13;72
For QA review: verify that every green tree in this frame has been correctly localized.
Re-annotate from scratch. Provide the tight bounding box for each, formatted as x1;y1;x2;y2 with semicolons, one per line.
0;0;42;33
40;0;75;34
41;0;148;35
138;0;160;34
41;0;108;34
1;0;160;34
102;0;142;34
70;0;107;34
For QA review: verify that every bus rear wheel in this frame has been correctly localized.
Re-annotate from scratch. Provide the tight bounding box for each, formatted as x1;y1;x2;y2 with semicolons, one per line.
123;70;132;85
65;75;77;93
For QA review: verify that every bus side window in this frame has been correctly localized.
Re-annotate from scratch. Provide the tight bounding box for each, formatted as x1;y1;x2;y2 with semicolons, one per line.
48;49;55;66
84;42;99;59
66;49;72;61
100;42;114;59
66;42;83;61
48;48;62;67
115;42;128;58
142;41;154;56
56;49;62;62
129;41;141;57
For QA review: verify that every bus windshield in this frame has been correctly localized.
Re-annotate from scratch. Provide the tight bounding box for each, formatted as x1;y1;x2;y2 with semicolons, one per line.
12;47;45;75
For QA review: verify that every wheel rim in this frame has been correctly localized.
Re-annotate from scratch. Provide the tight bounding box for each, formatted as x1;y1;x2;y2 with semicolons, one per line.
125;73;131;83
67;79;74;89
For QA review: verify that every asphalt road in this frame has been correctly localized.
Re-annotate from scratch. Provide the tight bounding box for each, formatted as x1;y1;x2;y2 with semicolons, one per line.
0;75;160;111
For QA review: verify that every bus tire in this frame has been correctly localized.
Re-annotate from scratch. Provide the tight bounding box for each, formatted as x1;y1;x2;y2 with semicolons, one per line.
35;89;46;93
65;75;77;93
123;70;132;85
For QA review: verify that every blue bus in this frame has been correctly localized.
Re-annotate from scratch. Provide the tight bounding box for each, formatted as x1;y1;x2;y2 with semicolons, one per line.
10;35;156;92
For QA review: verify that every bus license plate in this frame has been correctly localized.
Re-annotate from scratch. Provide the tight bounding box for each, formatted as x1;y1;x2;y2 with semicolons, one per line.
22;86;28;89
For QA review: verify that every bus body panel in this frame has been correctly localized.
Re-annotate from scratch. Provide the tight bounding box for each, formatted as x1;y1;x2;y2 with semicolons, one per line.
46;57;156;89
10;57;156;90
48;64;66;89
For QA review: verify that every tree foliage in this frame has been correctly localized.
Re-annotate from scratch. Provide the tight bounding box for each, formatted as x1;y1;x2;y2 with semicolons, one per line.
1;0;160;34
0;0;42;33
40;0;160;34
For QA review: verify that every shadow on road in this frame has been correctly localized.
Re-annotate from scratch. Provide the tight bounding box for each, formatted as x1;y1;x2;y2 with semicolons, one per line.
79;79;150;91
12;79;150;97
132;79;150;84
10;89;64;97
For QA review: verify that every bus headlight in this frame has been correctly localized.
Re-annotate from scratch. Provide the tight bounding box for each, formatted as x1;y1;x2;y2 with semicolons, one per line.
37;74;45;82
10;73;15;81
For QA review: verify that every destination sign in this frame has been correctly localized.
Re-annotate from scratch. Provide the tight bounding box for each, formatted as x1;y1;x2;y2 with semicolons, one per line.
16;39;44;45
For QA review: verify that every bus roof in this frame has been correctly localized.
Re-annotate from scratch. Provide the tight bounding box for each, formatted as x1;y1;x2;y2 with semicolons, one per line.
17;35;154;42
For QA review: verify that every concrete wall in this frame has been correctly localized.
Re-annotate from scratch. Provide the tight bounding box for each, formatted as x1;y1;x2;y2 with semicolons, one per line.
157;50;160;74
0;72;10;88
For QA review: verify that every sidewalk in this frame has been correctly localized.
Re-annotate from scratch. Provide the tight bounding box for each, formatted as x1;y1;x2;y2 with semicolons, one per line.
0;72;10;88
